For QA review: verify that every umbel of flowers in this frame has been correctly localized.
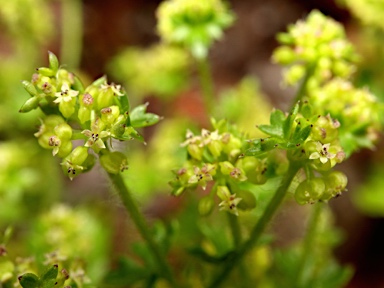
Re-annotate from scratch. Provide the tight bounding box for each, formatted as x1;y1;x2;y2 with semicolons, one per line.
20;52;160;180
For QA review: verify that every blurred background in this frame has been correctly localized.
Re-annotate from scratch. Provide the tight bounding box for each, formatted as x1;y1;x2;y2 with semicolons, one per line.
1;0;384;287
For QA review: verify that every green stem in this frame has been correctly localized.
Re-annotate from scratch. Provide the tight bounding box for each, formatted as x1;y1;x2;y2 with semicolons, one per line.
294;202;323;287
108;173;177;286
227;213;242;246
293;64;316;104
209;163;301;287
197;58;215;114
61;0;83;69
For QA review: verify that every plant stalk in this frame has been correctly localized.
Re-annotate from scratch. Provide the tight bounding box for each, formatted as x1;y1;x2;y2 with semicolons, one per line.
294;201;323;287
209;163;301;287
293;64;315;104
108;173;177;286
197;58;215;114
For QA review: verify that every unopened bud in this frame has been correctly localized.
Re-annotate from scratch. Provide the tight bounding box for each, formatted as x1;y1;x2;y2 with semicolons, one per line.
19;96;40;113
100;151;128;174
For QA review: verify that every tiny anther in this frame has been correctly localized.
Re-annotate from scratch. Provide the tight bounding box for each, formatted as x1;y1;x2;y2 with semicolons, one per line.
310;124;313;127
296;143;300;147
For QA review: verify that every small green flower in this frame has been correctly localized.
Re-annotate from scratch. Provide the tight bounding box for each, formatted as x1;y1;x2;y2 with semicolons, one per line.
100;82;124;97
309;142;336;164
157;0;234;59
54;83;78;118
81;120;110;151
188;164;216;190
54;83;79;104
217;185;242;216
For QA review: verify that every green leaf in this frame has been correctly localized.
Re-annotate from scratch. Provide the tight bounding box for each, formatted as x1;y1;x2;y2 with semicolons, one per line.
245;137;280;156
18;273;39;288
283;102;299;138
257;109;285;138
291;123;312;144
257;124;283;138
122;126;144;142
130;103;160;128
48;51;59;72
40;264;58;283
270;109;285;126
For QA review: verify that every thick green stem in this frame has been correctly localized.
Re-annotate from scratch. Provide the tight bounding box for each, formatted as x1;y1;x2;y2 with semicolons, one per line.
108;173;177;286
197;58;215;114
294;202;323;287
209;163;301;287
61;0;83;69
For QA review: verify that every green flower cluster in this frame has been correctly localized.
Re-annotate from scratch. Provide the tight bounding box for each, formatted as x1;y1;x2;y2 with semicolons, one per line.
109;44;190;99
273;10;359;88
309;78;382;155
157;0;234;59
343;0;384;30
170;119;269;216
0;0;52;46
246;101;347;205
274;10;382;156
20;52;160;180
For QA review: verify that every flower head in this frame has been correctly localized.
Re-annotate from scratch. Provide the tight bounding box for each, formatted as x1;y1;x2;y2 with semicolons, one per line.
217;186;242;216
54;83;79;103
309;142;336;164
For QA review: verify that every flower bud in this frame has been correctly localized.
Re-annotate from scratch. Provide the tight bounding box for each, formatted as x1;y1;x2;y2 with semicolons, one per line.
58;98;76;118
294;178;325;205
236;190;256;211
97;88;114;110
320;170;347;200
198;196;215;216
219;161;235;175
19;96;40;113
101;105;120;125
57;140;72;158
54;123;72;141
21;80;37;96
48;51;59;72
100;151;129;174
68;146;88;165
187;144;203;161
36;67;55;77
78;106;91;124
272;46;296;64
284;65;305;85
